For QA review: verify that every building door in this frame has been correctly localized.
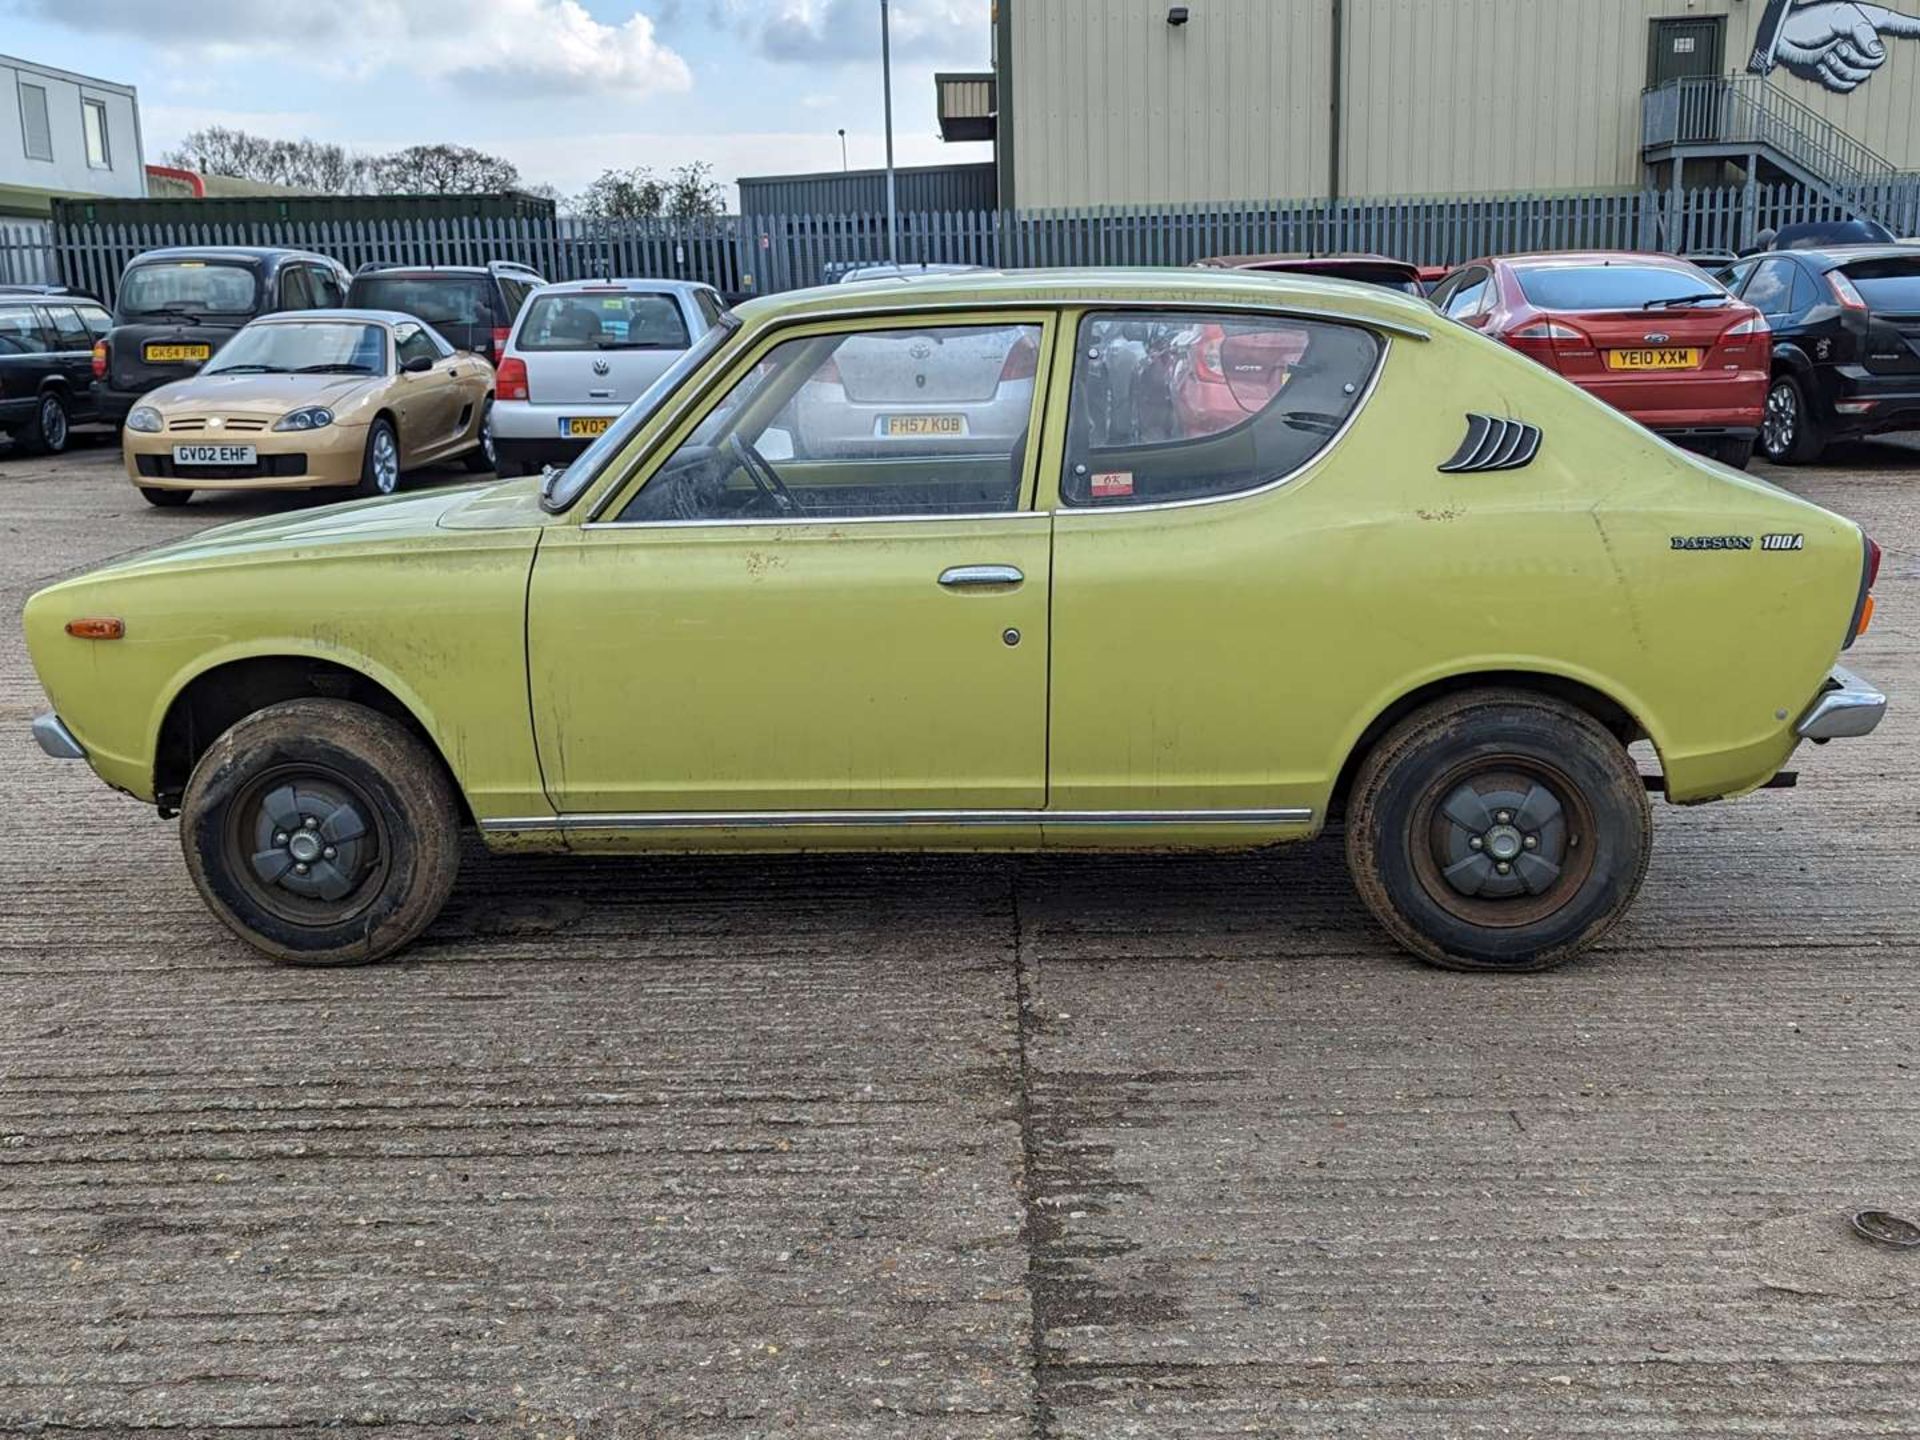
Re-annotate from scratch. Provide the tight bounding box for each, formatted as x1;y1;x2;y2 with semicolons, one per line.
1650;16;1727;143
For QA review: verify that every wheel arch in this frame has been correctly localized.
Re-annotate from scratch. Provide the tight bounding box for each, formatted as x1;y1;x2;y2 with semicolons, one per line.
152;650;472;825
1330;665;1658;813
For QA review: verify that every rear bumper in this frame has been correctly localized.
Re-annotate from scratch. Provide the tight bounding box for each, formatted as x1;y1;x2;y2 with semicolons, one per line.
1796;665;1888;740
31;712;86;760
492;400;625;441
92;383;154;423
1819;367;1920;436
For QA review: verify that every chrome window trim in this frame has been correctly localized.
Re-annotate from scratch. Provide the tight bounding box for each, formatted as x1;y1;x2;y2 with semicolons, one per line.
583;509;1038;532
480;807;1313;833
1052;333;1389;519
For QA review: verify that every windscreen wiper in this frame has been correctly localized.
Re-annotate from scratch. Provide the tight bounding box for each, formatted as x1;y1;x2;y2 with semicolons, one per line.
205;364;287;374
293;363;375;374
132;306;203;325
1643;292;1728;309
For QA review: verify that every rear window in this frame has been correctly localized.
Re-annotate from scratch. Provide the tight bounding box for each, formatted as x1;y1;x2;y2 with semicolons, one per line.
350;274;491;329
517;292;691;352
1837;258;1920;314
117;261;260;319
1514;264;1727;311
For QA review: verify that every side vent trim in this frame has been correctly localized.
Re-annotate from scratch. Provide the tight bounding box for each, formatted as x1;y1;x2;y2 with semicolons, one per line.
1439;413;1542;473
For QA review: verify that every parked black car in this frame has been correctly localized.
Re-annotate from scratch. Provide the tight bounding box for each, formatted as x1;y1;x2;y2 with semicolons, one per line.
345;261;544;367
0;291;113;455
1718;243;1920;464
91;247;351;425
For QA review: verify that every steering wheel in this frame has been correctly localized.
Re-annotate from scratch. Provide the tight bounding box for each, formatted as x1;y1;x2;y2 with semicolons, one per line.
726;433;802;516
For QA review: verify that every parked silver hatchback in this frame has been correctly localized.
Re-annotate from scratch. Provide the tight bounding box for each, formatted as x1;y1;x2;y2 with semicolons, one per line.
491;278;728;476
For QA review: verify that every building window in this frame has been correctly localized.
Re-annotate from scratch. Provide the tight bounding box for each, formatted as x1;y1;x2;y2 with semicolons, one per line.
82;97;110;169
18;82;53;162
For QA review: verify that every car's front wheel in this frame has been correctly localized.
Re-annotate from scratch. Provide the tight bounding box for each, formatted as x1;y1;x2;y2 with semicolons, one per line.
1760;374;1823;465
17;390;71;456
180;698;462;966
139;486;191;507
1344;689;1651;972
357;417;402;497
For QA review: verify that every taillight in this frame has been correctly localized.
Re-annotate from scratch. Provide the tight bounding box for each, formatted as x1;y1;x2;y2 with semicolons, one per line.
491;326;511;360
1510;320;1583;341
1829;271;1869;312
1193;325;1227;382
91;340;107;379
1721;314;1769;339
1847;534;1882;648
812;354;842;386
495;355;528;402
999;333;1039;383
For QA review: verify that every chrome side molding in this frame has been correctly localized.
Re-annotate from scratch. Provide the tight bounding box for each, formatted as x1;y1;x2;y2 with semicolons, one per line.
1796;666;1888;740
479;806;1314;834
31;713;86;761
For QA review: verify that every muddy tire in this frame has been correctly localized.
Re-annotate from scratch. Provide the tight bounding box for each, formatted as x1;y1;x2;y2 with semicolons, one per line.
180;698;461;966
1345;688;1651;973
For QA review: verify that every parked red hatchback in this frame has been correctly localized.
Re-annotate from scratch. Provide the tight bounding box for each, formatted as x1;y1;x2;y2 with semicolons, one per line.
1430;252;1768;467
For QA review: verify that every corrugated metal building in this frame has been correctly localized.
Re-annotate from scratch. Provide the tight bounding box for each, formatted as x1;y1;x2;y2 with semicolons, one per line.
962;0;1920;210
738;162;998;216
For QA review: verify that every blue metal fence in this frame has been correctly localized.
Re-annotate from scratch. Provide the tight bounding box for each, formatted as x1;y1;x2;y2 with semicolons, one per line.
15;180;1909;307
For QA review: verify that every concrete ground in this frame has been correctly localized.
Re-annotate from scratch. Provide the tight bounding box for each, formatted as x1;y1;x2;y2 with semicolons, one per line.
0;427;1915;1439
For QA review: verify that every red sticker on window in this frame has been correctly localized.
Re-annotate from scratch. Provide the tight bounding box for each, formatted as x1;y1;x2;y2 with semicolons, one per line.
1090;470;1134;499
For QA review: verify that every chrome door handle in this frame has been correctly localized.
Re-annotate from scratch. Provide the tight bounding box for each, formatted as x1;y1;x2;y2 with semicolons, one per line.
939;564;1024;589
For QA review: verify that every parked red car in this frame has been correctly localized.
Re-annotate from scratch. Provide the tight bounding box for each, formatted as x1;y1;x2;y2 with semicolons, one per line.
1196;252;1426;296
1429;251;1768;467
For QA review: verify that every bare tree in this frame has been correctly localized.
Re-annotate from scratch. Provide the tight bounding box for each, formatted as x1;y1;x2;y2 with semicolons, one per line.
665;161;724;219
368;144;523;195
162;127;369;193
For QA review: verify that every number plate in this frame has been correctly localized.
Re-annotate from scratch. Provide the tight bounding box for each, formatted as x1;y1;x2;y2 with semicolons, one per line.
144;343;212;364
172;444;256;466
882;414;968;437
562;416;614;438
1605;347;1701;371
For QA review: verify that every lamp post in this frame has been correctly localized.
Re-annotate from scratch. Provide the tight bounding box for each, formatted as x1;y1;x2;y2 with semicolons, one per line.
838;128;848;172
881;0;898;265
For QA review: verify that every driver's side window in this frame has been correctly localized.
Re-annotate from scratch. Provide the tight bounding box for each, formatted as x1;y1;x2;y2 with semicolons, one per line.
618;321;1043;523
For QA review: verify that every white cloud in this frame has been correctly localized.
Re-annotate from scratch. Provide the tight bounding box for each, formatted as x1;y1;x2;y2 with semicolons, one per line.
12;0;693;97
716;0;986;66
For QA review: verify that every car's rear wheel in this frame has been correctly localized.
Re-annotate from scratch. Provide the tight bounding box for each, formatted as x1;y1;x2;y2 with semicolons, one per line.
357;417;401;497
180;698;461;966
1760;374;1823;465
1712;436;1753;470
17;391;70;456
139;486;191;507
1345;689;1651;972
463;399;495;473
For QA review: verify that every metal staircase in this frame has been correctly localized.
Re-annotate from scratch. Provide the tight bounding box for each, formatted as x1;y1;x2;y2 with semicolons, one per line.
1642;75;1920;229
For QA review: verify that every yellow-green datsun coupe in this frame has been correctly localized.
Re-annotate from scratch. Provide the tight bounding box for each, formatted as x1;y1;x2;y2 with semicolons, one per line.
23;269;1888;972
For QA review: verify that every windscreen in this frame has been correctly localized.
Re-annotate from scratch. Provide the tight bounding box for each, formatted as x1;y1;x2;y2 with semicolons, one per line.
352;275;490;329
1838;258;1920;313
1514;265;1728;311
205;322;388;376
117;261;259;319
517;291;690;351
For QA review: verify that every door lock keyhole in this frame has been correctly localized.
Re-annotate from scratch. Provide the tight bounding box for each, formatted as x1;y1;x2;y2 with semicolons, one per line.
1003;628;1021;647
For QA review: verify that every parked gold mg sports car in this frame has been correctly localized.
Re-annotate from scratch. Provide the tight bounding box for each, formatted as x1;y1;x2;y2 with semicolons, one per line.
25;270;1886;971
122;310;495;506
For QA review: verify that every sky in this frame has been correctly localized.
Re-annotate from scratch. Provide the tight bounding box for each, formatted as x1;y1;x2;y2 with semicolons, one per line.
0;0;994;203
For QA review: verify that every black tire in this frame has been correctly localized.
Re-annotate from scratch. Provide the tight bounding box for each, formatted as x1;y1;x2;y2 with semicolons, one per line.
139;486;191;507
1712;436;1753;470
1345;689;1651;973
357;417;402;498
180;697;462;966
1760;373;1824;465
16;390;71;456
463;398;495;473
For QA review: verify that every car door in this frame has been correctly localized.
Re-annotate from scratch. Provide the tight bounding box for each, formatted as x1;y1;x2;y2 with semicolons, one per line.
391;322;463;461
1043;306;1385;827
525;311;1056;821
41;305;96;414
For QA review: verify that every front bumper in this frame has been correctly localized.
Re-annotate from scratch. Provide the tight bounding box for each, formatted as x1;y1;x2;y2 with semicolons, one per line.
123;423;370;491
31;712;86;760
1797;666;1888;740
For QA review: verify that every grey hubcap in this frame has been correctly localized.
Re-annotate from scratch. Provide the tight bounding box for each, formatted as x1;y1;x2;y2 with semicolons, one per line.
1437;783;1566;899
1763;383;1797;456
248;780;376;905
480;407;495;466
41;396;66;450
372;428;398;493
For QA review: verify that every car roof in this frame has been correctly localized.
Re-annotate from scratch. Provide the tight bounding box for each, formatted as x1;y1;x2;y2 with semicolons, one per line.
129;246;337;266
731;266;1439;335
1487;250;1702;270
1773;243;1920;269
1197;252;1418;274
529;277;712;296
251;308;415;327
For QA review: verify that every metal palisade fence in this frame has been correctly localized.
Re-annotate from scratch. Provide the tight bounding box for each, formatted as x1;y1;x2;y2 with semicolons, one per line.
9;180;1916;306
